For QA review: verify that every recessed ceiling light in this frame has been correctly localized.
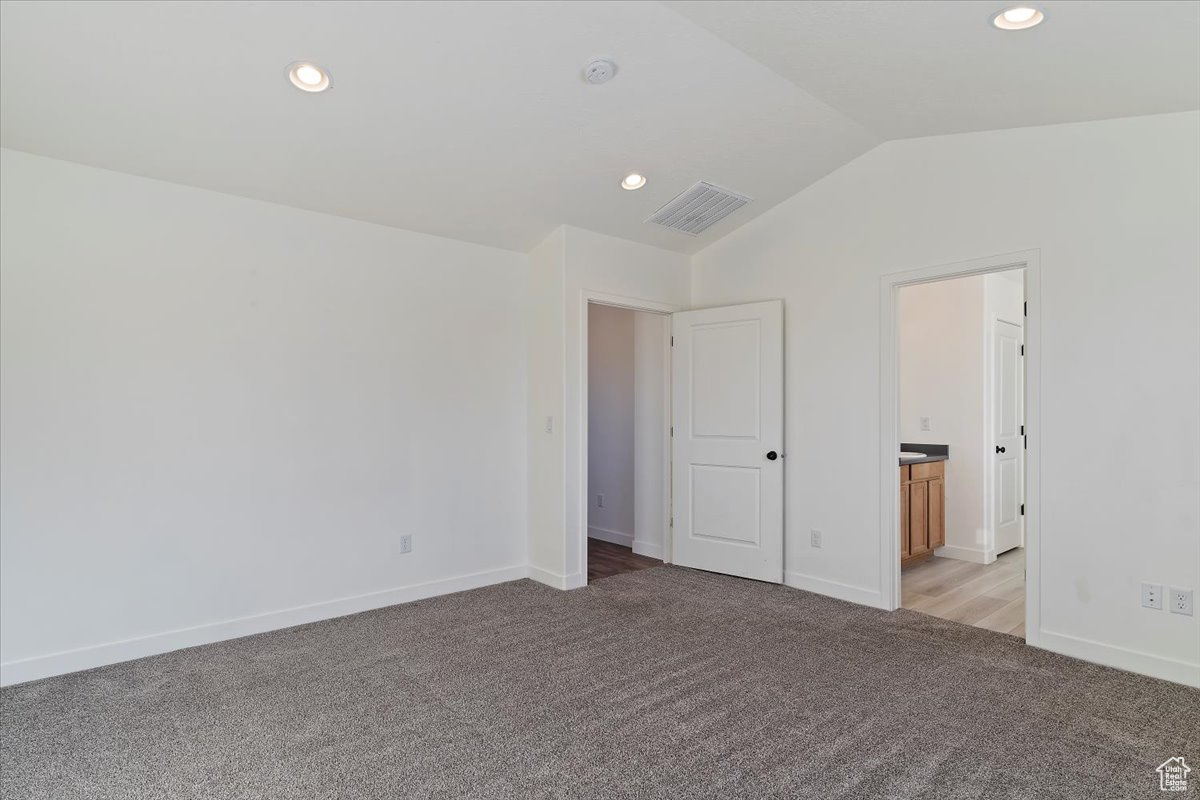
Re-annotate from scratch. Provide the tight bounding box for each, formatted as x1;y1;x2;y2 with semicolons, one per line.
991;6;1045;30
621;173;647;191
288;62;331;93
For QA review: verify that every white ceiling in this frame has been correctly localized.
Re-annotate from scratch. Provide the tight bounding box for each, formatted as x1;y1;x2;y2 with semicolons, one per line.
1;2;1197;254
666;1;1200;140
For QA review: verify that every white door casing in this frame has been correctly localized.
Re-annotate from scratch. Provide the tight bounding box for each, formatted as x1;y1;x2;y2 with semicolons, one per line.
992;318;1024;555
671;300;783;583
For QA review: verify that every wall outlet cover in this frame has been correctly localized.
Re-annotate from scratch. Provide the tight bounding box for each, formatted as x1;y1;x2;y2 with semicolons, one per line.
920;416;932;432
399;535;413;554
1169;587;1193;616
1141;582;1163;610
810;529;822;548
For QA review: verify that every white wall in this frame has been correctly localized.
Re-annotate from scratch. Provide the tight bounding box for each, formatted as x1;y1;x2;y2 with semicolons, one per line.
899;275;988;558
0;149;530;685
587;303;636;544
526;229;567;584
691;112;1200;685
633;311;669;560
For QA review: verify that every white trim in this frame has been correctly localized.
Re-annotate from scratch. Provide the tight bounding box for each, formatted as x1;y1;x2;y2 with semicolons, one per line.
880;250;1042;649
578;290;681;583
1036;630;1200;688
527;565;586;591
632;540;664;559
587;526;634;548
934;545;991;564
785;571;885;609
0;563;528;687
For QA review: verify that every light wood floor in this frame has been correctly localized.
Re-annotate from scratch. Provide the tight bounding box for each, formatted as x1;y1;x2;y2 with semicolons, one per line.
902;548;1026;637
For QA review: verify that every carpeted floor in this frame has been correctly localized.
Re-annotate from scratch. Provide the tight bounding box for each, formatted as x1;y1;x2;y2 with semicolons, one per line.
2;566;1197;799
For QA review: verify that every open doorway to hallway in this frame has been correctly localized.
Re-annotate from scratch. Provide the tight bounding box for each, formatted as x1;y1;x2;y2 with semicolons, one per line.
898;268;1027;635
586;302;667;583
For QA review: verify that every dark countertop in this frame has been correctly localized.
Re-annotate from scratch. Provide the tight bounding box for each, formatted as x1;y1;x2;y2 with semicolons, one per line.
899;443;949;466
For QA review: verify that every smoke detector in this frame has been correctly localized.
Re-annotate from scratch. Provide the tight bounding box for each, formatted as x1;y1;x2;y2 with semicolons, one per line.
584;59;616;85
646;181;752;236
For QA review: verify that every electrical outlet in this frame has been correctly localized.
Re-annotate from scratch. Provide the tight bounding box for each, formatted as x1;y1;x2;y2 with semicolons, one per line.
399;535;412;554
596;494;604;508
810;529;822;548
1141;582;1163;610
920;416;932;432
545;416;554;434
1169;587;1193;616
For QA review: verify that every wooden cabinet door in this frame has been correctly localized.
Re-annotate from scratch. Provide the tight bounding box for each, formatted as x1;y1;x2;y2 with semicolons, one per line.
928;478;944;550
900;479;910;559
909;480;929;556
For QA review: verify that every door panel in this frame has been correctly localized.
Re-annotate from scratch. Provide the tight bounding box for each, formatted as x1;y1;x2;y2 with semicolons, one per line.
909;480;929;556
690;465;760;545
993;319;1024;555
672;301;783;583
691;321;761;438
929;478;945;549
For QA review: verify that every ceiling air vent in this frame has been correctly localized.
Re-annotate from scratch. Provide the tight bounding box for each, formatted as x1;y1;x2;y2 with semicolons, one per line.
645;181;752;236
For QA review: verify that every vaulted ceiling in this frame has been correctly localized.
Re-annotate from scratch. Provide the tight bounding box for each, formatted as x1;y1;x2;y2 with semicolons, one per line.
2;1;1196;254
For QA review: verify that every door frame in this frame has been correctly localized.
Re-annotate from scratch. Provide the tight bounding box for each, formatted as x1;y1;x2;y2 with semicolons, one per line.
578;291;681;583
878;249;1042;646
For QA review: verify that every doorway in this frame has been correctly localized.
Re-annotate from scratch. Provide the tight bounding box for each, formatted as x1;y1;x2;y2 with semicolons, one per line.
895;269;1027;635
581;295;786;586
585;301;669;583
879;250;1041;645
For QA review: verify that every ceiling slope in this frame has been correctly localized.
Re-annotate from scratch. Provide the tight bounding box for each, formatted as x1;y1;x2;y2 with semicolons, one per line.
0;0;877;254
665;0;1200;140
3;1;1196;253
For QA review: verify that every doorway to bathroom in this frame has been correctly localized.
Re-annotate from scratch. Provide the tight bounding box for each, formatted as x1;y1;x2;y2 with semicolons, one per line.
881;252;1038;642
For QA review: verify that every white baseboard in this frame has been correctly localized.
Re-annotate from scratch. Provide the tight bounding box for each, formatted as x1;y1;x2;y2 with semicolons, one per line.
632;540;663;559
784;571;885;609
587;526;633;548
1035;629;1200;688
526;565;586;591
0;564;528;687
933;545;990;564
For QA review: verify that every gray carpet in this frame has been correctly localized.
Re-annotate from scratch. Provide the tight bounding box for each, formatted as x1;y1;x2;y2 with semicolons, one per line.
2;566;1197;799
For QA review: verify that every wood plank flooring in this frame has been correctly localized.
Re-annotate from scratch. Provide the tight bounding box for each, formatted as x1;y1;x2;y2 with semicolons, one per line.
902;548;1026;637
587;538;662;583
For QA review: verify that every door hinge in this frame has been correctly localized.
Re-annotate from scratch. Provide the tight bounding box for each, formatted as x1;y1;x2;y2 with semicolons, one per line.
670;335;674;346
1020;503;1025;516
1023;301;1027;317
1020;344;1024;356
670;516;674;527
1020;424;1025;435
670;426;674;437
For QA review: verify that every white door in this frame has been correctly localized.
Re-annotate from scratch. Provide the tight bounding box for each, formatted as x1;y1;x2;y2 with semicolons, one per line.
992;319;1024;555
671;301;783;583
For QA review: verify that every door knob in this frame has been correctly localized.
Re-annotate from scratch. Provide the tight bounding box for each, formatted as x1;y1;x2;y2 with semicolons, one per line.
766;451;778;461
996;446;1006;453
